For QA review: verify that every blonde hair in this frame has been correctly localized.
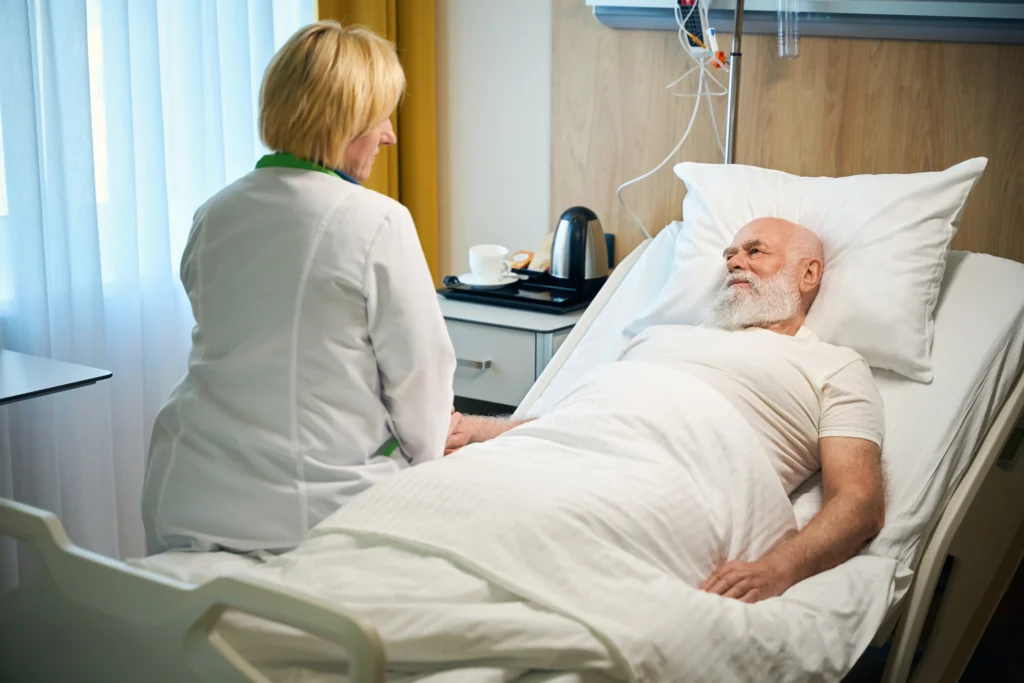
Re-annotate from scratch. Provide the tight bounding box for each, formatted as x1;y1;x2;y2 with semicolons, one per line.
259;21;405;169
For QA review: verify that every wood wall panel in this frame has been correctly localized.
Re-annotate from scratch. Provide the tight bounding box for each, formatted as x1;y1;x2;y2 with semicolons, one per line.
551;0;1024;263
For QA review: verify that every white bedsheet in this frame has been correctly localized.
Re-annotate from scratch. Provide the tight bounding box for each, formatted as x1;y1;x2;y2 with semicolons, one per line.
138;365;899;682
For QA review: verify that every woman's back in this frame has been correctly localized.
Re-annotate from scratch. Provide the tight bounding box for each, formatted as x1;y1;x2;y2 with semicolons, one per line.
142;167;454;553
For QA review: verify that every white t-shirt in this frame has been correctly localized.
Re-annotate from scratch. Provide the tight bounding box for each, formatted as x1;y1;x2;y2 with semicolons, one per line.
620;324;884;494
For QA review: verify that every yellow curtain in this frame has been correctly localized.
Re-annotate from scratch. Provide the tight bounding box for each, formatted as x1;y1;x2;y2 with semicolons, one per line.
318;0;440;281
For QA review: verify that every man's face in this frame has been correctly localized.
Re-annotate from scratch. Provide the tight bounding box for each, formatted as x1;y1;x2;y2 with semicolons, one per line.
704;222;801;330
722;227;789;283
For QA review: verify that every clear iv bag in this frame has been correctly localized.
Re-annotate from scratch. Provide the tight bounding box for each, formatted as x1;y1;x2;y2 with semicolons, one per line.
778;0;800;59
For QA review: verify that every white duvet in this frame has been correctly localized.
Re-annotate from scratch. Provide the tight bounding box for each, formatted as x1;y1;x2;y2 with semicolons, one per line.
141;361;900;682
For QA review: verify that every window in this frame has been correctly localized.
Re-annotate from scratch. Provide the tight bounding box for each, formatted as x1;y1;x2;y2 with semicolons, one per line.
0;0;312;311
85;0;117;290
0;105;7;217
86;0;109;206
0;4;107;313
0;101;12;314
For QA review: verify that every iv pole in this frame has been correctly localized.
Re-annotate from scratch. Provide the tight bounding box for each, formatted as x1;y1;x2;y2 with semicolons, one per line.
724;0;745;164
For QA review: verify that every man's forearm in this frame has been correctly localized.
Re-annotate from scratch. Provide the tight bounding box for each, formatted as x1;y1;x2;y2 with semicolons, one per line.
702;437;884;602
762;491;884;586
469;416;528;444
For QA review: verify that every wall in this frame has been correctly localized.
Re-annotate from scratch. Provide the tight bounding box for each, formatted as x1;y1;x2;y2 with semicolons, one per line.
436;0;553;280
551;0;1024;263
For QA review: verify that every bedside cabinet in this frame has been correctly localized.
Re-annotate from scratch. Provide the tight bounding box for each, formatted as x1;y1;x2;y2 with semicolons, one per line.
438;297;585;410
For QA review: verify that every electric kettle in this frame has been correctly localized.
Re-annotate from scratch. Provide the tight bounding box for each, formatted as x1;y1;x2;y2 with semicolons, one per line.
550;206;609;295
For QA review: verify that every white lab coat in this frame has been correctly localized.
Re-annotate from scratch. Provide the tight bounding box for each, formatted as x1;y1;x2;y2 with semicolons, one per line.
142;166;456;553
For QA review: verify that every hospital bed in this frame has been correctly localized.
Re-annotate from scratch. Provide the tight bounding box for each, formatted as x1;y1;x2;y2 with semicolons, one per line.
1;233;1023;682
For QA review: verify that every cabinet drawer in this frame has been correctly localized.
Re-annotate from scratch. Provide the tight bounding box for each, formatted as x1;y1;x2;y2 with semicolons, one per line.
446;320;535;406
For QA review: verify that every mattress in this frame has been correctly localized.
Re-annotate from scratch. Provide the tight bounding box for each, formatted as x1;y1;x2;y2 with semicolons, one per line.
524;234;1024;573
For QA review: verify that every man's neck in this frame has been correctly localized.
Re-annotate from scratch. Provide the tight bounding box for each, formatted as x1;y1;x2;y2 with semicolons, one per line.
763;315;805;336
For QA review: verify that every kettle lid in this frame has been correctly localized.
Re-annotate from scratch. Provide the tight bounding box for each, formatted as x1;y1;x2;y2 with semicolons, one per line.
558;206;598;222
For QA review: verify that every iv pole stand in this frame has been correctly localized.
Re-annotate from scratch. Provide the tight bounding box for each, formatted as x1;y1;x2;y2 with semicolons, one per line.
724;0;745;164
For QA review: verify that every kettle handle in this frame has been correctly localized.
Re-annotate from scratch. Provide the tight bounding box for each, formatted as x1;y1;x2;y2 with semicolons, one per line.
568;214;588;282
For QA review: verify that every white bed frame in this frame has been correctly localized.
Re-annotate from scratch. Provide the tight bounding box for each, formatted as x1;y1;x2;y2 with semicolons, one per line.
2;242;1022;683
0;498;386;682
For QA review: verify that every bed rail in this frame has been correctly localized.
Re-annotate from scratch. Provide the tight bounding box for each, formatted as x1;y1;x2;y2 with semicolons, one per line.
516;239;652;418
881;366;1024;682
0;498;386;683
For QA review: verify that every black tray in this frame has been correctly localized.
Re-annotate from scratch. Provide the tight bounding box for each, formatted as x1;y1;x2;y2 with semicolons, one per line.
438;273;593;314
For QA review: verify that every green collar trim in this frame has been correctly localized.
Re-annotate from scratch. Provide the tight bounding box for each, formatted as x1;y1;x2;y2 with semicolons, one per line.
255;152;363;184
256;152;338;177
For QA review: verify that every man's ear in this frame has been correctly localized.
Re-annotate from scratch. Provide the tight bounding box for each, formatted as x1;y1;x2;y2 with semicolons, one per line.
801;259;823;293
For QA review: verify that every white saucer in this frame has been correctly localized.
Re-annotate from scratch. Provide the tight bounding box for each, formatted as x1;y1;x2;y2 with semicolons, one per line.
458;273;519;290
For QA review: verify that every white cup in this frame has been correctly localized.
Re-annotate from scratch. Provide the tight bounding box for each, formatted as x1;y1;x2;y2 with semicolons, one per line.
468;244;511;283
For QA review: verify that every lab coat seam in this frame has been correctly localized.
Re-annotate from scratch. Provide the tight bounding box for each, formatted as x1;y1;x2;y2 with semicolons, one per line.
360;208;409;458
360;210;404;307
289;200;346;537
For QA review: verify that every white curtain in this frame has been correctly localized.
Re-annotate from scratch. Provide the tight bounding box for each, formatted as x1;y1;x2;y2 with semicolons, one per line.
0;0;314;589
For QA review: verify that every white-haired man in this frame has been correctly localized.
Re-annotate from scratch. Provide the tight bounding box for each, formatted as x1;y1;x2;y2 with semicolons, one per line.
447;217;885;603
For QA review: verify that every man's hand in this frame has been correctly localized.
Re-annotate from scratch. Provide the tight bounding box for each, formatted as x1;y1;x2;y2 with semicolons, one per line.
444;415;531;455
445;411;471;455
699;557;794;603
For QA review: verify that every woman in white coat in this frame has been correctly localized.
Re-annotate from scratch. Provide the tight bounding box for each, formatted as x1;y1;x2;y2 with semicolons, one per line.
142;22;456;554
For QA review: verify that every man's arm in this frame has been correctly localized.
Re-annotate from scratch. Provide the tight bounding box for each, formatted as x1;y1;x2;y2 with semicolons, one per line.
700;436;884;602
444;414;530;455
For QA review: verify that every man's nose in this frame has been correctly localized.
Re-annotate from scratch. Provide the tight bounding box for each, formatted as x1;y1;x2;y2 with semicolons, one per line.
726;253;748;271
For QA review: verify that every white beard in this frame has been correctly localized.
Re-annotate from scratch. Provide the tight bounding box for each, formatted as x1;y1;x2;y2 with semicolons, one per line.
703;266;801;331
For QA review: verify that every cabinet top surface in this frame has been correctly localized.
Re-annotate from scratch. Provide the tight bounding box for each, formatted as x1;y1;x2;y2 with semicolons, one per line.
438;296;585;332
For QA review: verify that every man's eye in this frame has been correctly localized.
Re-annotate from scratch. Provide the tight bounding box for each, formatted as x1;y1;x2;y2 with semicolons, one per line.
750;248;760;255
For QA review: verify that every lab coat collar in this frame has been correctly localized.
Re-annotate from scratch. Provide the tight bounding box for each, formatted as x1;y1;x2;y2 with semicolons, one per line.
255;152;360;185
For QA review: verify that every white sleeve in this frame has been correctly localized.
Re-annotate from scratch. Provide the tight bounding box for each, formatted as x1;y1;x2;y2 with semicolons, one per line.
819;360;885;446
179;200;212;291
364;207;456;465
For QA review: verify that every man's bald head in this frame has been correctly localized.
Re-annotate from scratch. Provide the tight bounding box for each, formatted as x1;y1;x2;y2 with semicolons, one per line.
730;217;823;267
706;218;825;335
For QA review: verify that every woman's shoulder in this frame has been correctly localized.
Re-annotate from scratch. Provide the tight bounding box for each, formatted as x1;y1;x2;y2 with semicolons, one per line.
333;183;409;228
265;170;409;233
231;167;408;226
207;168;414;253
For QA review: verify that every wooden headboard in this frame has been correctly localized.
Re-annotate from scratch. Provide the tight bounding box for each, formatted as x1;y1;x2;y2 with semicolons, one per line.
551;0;1024;263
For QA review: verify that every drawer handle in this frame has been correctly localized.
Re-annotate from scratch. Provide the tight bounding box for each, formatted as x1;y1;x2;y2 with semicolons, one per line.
457;358;492;370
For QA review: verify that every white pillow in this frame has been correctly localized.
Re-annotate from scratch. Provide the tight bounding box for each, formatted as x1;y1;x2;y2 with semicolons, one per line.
626;158;987;382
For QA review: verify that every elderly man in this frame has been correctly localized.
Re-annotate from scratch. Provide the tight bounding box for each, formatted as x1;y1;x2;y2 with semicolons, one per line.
446;217;885;603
